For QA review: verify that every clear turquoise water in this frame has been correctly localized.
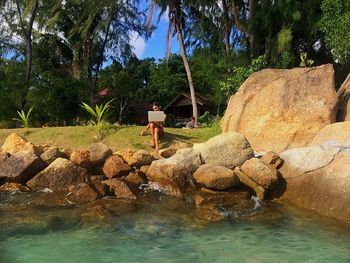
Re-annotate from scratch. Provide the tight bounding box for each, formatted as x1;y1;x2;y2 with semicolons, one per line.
1;191;350;263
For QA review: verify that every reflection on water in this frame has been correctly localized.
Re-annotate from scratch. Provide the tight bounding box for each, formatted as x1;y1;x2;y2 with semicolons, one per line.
1;191;350;263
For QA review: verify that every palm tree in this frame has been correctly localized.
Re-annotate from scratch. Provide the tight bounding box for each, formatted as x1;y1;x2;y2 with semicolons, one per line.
147;0;199;125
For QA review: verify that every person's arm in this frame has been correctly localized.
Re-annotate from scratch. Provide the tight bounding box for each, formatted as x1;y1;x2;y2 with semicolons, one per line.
141;123;150;136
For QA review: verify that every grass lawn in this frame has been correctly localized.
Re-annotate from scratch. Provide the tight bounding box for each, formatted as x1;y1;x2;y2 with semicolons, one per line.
0;124;221;151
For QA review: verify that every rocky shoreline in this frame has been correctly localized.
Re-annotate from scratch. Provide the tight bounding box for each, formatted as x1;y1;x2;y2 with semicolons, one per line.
1;131;349;224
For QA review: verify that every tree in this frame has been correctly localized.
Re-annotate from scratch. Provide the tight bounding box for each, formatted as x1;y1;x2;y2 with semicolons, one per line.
148;0;199;125
320;0;350;64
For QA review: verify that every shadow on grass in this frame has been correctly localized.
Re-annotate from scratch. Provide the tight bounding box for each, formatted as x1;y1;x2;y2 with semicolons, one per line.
160;130;199;148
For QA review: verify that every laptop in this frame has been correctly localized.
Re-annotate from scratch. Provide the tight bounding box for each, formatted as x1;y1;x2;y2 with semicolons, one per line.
148;111;165;122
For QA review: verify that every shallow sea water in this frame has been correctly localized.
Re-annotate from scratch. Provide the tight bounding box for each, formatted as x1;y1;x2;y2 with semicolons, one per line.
1;191;350;263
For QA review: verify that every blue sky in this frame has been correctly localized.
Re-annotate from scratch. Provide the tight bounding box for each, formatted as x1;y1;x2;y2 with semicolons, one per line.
132;0;180;60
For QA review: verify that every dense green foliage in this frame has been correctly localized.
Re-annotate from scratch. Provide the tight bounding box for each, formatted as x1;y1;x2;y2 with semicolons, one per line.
0;0;349;127
319;0;350;64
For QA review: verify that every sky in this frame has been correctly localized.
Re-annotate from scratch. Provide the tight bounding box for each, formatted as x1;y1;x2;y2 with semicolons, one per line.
131;0;180;60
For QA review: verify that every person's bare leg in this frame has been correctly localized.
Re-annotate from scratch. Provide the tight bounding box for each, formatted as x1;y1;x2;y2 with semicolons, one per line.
154;127;159;150
150;123;156;147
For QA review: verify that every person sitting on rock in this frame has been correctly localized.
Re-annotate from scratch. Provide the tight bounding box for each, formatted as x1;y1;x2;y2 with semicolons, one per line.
140;102;166;150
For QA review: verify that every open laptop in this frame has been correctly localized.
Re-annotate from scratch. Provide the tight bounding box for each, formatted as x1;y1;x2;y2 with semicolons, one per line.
148;111;165;122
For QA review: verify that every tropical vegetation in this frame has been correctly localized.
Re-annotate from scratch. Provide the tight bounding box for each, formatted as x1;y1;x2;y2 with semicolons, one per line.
0;0;349;128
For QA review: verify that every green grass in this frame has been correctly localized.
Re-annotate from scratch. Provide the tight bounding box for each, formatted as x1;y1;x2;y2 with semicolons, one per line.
0;124;221;151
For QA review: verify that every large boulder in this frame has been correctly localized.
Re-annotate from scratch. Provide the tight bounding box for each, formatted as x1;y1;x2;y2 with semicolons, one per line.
310;121;350;146
276;146;350;224
27;158;89;192
193;164;239;190
279;146;339;178
102;155;132;179
146;149;202;197
234;167;266;199
1;133;42;156
193;132;254;169
221;65;338;152
336;73;350;121
0;150;46;184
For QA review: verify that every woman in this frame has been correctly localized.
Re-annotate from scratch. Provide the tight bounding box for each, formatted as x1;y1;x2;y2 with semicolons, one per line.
140;102;166;150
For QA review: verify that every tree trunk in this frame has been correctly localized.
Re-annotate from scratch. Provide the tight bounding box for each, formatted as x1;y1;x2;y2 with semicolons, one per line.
16;0;39;108
230;0;255;57
222;0;231;59
175;22;199;125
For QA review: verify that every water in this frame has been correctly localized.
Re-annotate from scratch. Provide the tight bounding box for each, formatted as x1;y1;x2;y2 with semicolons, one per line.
1;191;350;263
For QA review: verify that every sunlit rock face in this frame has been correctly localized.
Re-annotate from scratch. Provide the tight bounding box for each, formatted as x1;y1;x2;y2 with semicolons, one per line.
276;145;350;224
221;64;337;152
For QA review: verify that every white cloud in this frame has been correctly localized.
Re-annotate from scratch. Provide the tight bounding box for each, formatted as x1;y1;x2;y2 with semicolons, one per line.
130;31;146;58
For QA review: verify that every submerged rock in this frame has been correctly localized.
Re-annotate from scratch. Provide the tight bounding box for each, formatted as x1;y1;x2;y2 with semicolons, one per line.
27;158;89;192
193;132;254;169
193;164;239;190
194;187;251;208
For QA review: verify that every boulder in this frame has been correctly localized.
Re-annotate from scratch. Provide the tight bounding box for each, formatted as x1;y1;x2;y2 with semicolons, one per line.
336;73;350;121
103;155;132;179
193;164;239;190
70;150;92;170
121;149;156;168
279;146;339;178
221;65;338;152
116;149;135;162
0;182;29;192
277;147;350;224
158;148;177;158
27;158;89;192
90;175;109;197
194;188;251;208
234;167;266;199
1;133;42;156
40;147;67;166
122;170;148;186
101;178;136;199
310;121;350;146
261;151;283;170
193;132;254;169
146;149;202;197
0;152;10;166
240;158;280;189
66;183;99;204
0;150;46;184
89;143;112;165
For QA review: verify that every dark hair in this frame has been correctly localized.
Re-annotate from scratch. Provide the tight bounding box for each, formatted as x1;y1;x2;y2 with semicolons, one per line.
152;102;160;108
